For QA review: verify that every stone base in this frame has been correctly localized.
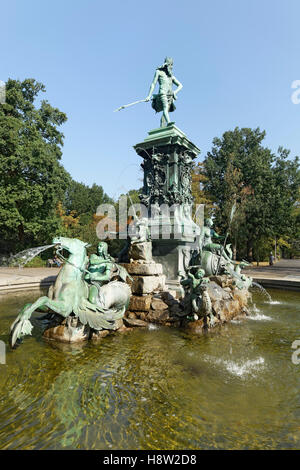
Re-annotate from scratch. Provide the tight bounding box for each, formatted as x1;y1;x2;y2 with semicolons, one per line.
124;275;251;333
182;281;250;333
152;238;195;281
120;260;166;295
125;290;184;326
43;274;252;342
130;275;165;294
43;317;126;343
43;317;90;343
121;262;163;276
129;241;152;262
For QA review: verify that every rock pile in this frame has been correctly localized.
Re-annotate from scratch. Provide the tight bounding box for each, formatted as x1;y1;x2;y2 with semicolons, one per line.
120;260;183;327
182;278;251;333
121;265;251;333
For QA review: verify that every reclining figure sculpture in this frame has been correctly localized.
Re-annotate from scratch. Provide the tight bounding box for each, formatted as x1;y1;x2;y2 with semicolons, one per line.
191;218;252;289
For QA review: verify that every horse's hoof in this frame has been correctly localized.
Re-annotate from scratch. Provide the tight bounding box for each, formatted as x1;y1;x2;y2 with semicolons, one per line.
10;337;22;350
9;329;19;349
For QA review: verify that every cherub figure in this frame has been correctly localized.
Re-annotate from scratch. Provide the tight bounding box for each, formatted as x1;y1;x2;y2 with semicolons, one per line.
129;217;151;244
180;268;215;325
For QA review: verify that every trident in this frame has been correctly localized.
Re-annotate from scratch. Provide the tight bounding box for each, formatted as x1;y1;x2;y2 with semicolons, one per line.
114;99;148;113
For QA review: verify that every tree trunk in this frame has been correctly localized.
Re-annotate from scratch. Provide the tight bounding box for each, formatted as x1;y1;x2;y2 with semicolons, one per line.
18;223;24;244
232;237;237;261
232;245;237;261
247;240;253;261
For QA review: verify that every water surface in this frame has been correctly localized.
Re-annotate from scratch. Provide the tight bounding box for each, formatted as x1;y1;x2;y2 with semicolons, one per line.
0;289;299;450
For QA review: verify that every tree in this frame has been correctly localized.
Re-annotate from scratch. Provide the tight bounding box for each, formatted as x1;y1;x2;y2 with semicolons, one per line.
282;189;300;258
56;201;79;232
191;162;215;215
64;181;112;219
0;79;71;254
204;127;300;261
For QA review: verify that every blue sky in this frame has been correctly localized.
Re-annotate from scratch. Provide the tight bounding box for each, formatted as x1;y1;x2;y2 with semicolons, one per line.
1;0;300;199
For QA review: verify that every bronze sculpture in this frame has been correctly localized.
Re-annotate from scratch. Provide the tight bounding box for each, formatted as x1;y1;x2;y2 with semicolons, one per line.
115;57;183;127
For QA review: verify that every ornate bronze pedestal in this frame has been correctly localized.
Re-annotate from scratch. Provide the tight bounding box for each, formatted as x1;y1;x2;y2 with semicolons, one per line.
134;123;201;281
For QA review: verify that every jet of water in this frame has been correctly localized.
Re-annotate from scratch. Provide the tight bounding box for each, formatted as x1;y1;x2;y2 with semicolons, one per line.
251;281;272;302
4;244;56;268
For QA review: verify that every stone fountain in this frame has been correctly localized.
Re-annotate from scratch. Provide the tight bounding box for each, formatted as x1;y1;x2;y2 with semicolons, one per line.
118;56;253;333
9;57;253;347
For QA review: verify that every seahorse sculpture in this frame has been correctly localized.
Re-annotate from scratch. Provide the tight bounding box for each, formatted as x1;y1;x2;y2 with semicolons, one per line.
10;237;131;348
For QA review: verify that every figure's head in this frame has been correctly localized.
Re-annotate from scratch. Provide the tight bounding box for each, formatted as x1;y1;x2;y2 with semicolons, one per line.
162;57;173;75
195;268;205;279
52;236;90;256
205;217;213;228
97;241;108;258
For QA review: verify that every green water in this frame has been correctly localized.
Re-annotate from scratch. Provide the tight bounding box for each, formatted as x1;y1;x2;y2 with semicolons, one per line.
0;289;299;450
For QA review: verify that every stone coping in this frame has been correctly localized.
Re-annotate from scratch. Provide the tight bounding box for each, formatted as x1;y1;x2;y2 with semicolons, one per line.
1;263;299;293
0;267;59;293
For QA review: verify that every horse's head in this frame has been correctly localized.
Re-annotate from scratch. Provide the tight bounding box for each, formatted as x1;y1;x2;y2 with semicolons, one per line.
52;236;90;257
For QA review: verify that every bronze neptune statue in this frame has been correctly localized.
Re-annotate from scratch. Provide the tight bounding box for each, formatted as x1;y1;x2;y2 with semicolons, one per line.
115;57;183;127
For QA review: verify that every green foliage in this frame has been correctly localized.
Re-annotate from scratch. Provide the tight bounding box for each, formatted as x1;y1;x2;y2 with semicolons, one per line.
203;127;300;260
0;79;71;254
282;191;300;258
24;256;47;267
57;182;115;255
191;161;215;216
114;188;141;219
64;181;112;218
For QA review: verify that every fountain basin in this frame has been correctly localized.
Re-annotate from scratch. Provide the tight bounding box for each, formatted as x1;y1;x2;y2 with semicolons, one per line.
0;288;300;450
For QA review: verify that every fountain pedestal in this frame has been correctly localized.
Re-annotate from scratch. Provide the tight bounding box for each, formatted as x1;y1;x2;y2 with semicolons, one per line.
134;124;200;282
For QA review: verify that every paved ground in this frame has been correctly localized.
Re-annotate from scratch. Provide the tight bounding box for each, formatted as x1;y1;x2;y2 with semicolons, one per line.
0;260;299;293
244;259;300;290
244;259;300;278
0;267;60;293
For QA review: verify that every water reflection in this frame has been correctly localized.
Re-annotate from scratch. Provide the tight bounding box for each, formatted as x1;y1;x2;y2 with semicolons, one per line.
0;289;300;449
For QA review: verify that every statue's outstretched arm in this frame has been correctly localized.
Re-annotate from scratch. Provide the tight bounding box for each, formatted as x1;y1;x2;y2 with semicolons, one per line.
212;229;224;240
172;76;183;99
145;70;159;101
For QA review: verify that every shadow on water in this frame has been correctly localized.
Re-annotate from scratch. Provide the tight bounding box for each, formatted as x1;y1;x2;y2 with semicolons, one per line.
0;289;300;450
